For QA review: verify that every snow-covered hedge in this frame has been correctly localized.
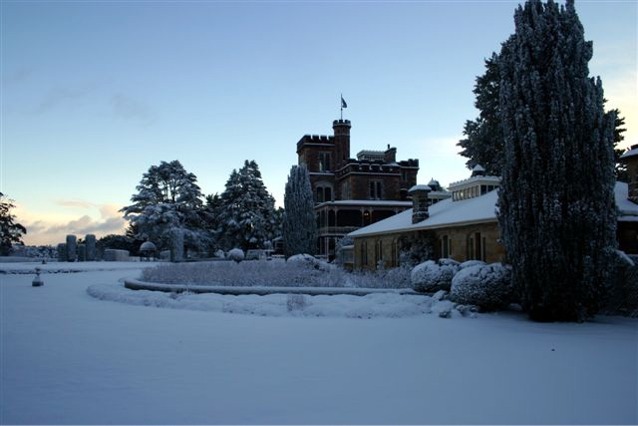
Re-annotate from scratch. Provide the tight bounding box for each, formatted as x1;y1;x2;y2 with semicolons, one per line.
228;248;245;263
450;263;513;311
141;257;411;289
103;249;130;262
411;259;460;293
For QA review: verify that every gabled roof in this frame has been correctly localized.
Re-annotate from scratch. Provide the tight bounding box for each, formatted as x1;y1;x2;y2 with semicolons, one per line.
350;182;638;238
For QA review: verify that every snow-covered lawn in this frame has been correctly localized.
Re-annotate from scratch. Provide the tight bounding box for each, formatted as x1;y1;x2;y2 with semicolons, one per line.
1;262;637;424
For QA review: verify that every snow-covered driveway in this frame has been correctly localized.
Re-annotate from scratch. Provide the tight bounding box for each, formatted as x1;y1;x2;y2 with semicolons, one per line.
1;263;637;424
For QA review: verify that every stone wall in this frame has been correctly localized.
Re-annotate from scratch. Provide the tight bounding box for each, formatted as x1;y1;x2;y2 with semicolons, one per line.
353;221;506;270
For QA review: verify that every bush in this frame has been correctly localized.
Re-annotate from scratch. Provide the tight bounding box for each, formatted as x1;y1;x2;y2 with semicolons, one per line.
459;260;486;270
450;263;513;311
287;254;329;271
411;258;460;293
228;248;245;263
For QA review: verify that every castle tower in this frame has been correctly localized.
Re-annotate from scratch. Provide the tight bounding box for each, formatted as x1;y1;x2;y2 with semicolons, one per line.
333;119;351;169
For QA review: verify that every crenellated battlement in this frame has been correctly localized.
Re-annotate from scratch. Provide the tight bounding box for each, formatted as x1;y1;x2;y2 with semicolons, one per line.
332;119;351;127
296;134;335;151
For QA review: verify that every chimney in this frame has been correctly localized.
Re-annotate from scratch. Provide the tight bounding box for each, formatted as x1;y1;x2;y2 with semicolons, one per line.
409;185;432;224
384;145;397;163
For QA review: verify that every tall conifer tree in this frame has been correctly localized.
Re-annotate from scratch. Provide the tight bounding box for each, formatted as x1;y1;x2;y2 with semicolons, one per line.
283;164;317;257
497;0;617;321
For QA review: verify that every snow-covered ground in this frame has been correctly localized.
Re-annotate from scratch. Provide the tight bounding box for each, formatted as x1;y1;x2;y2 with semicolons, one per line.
1;261;637;424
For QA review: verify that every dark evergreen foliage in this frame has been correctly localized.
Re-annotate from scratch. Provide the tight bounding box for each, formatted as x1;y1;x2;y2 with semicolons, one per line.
497;0;617;322
216;160;279;251
457;54;504;176
0;192;27;255
611;110;628;181
283;164;317;257
459;49;626;179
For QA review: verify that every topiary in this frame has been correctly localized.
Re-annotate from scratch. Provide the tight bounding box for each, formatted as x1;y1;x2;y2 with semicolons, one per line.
228;248;245;263
450;263;513;311
411;258;460;293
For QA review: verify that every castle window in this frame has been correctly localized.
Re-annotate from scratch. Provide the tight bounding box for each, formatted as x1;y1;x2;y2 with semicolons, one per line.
315;185;333;203
319;152;332;172
441;235;450;258
341;181;351;199
361;241;368;268
369;180;383;199
375;239;383;267
466;232;485;261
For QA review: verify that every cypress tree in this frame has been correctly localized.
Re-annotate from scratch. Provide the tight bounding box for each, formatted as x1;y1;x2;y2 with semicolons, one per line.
283;164;317;257
497;0;617;322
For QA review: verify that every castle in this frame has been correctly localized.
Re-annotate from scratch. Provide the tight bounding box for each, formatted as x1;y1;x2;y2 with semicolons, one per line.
296;118;420;259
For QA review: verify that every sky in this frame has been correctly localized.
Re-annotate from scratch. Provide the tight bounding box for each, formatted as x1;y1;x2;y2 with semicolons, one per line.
2;0;636;246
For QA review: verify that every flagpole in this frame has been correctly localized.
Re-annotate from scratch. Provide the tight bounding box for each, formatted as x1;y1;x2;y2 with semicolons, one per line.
340;93;343;120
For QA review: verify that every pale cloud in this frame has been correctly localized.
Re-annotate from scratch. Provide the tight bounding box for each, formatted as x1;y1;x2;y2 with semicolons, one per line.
34;86;96;114
111;93;155;125
55;199;97;209
3;67;33;85
16;202;127;246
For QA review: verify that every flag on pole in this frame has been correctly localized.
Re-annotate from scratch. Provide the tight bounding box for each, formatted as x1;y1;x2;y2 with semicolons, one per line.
341;95;347;109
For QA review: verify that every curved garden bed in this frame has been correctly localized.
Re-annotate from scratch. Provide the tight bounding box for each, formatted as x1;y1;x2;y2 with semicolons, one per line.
124;278;420;297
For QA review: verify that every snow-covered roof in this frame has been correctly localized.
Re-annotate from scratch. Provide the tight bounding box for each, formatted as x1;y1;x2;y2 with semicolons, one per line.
350;182;638;237
620;145;638;160
409;184;431;193
349;190;498;237
615;181;638;220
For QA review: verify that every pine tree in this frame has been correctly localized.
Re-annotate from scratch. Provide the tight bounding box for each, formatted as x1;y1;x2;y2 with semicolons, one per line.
120;160;209;254
497;0;617;322
217;160;278;251
611;109;628;181
457;54;504;176
0;192;27;256
283;164;317;257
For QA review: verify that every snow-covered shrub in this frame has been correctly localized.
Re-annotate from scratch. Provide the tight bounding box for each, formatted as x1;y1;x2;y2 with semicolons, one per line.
228;248;245;263
450;263;513;311
411;258;460;293
287;254;329;271
459;260;486;270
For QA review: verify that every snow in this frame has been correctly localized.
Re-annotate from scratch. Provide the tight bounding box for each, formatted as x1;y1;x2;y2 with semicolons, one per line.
2;261;637;424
